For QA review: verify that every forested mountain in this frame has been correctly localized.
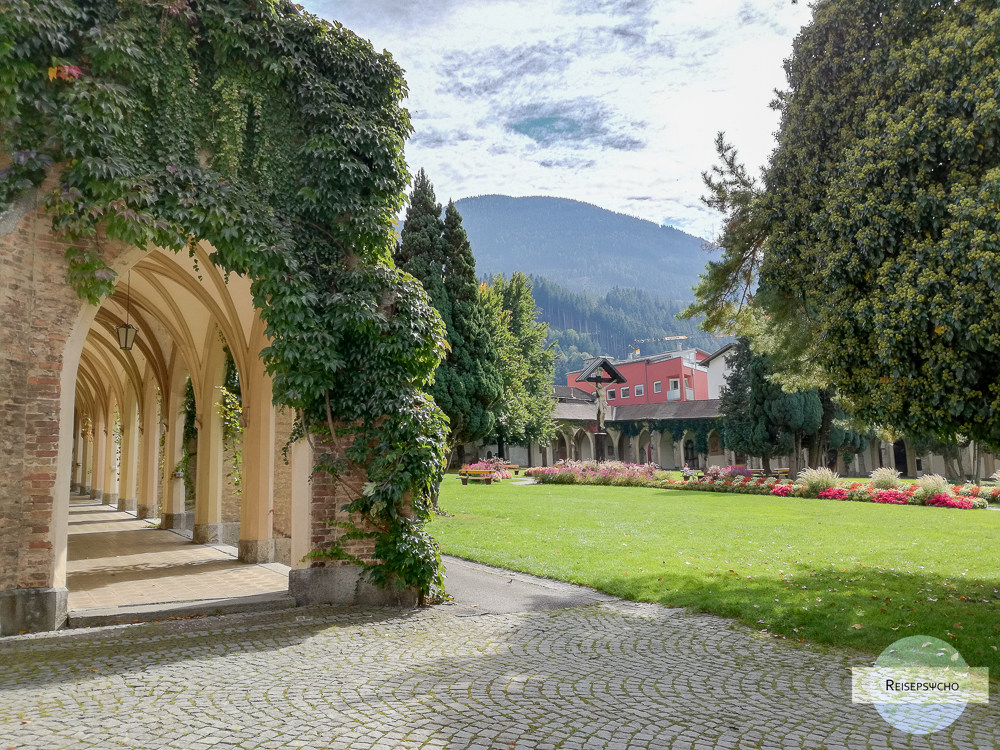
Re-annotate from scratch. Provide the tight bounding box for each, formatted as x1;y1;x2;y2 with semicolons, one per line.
455;195;715;299
527;277;732;383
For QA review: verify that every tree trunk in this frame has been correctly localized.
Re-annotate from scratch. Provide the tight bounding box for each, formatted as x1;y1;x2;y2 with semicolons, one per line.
791;434;802;477
956;449;966;482
762;455;772;474
497;438;506;461
943;456;957;481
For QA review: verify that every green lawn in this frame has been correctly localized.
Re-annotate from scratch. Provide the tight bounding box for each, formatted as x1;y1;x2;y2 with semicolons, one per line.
429;480;1000;677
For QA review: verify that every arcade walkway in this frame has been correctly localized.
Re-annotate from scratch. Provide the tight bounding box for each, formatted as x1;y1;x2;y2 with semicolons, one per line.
67;496;290;623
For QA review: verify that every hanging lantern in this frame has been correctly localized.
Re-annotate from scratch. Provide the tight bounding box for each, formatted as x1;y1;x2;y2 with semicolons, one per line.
116;322;137;350
116;270;138;350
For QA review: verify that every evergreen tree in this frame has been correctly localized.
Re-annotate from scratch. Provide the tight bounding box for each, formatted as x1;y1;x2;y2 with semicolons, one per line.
720;339;784;473
395;176;503;463
488;272;556;457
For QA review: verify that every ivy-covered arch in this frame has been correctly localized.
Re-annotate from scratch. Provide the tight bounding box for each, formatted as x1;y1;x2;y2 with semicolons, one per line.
2;0;449;597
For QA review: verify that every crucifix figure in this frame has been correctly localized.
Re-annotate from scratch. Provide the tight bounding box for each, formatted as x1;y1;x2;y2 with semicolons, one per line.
575;358;626;463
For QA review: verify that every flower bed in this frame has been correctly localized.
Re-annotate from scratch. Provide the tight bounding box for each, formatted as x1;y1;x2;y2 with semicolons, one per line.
527;460;660;487
524;462;989;511
667;470;985;510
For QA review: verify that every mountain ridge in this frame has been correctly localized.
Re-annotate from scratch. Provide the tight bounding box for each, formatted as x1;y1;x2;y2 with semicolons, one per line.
454;194;716;300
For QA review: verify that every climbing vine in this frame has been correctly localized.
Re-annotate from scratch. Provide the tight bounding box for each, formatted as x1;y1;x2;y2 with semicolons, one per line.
219;346;243;490
1;0;449;597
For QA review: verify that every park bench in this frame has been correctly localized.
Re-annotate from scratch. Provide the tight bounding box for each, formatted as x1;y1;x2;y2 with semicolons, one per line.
458;468;495;485
501;463;521;475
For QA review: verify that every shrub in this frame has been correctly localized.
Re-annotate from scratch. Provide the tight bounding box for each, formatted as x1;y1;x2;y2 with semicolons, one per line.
845;488;871;502
912;474;950;505
869;466;901;490
771;485;794;497
797;467;839;498
723;465;753;478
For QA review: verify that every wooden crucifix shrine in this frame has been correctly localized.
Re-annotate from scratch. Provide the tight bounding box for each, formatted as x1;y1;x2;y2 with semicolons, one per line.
575;357;627;462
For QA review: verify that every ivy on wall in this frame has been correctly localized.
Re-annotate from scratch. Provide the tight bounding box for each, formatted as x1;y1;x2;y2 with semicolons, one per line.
1;0;449;599
648;419;721;455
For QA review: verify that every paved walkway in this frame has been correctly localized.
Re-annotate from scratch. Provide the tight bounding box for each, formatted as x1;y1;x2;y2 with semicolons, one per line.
67;499;289;613
3;588;998;748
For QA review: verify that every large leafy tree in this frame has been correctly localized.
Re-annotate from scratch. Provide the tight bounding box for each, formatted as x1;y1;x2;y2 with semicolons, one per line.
396;174;503;460
487;272;556;457
689;0;1000;447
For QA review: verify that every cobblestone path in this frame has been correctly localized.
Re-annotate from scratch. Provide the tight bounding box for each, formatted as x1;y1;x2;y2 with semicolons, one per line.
1;602;996;750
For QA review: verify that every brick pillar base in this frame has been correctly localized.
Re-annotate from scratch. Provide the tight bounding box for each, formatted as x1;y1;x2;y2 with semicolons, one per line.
288;567;418;607
0;587;68;635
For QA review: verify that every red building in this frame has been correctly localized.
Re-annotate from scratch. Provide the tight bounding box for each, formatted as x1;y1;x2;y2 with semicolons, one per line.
566;348;710;405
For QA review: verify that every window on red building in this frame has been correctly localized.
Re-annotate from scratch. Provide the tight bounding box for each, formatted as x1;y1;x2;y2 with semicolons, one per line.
653;381;661;393
634;384;644;397
608;389;616;400
621;386;630;398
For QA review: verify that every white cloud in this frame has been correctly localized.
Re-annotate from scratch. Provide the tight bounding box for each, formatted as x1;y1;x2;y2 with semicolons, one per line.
303;0;813;240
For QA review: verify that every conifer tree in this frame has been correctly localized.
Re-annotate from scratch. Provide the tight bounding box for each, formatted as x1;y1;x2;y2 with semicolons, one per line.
396;174;503;462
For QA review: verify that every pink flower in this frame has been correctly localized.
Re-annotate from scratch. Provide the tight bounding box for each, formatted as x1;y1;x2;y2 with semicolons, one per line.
873;489;908;505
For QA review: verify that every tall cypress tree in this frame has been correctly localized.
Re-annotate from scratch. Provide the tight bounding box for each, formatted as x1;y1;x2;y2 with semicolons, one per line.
396;175;503;463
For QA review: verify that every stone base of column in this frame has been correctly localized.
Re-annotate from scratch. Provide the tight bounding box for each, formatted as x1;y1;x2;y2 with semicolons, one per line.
273;537;292;566
288;566;419;608
71;482;80;494
117;496;137;513
89;488;103;501
103;492;117;506
0;587;68;635
136;503;156;519
194;522;241;545
238;538;275;564
81;483;91;496
161;511;193;532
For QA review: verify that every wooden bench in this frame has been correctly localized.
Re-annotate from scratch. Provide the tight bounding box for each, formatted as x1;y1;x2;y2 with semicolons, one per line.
458;469;495;485
501;463;521;475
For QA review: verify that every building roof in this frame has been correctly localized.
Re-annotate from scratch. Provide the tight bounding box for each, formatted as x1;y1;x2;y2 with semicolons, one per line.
701;343;736;366
552;385;596;402
552;401;600;422
574;357;627;385
610;399;721;422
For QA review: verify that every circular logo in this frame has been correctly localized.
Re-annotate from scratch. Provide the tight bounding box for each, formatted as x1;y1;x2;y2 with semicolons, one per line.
868;636;975;734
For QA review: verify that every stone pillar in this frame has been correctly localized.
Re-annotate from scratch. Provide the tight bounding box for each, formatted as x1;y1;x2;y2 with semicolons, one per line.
89;410;106;501
102;407;118;505
136;384;160;519
118;391;139;513
79;420;91;495
70;414;82;493
239;379;275;563
160;377;190;530
194;350;226;544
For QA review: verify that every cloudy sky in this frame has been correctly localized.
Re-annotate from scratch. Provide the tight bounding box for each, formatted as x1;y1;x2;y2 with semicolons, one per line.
304;0;814;241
